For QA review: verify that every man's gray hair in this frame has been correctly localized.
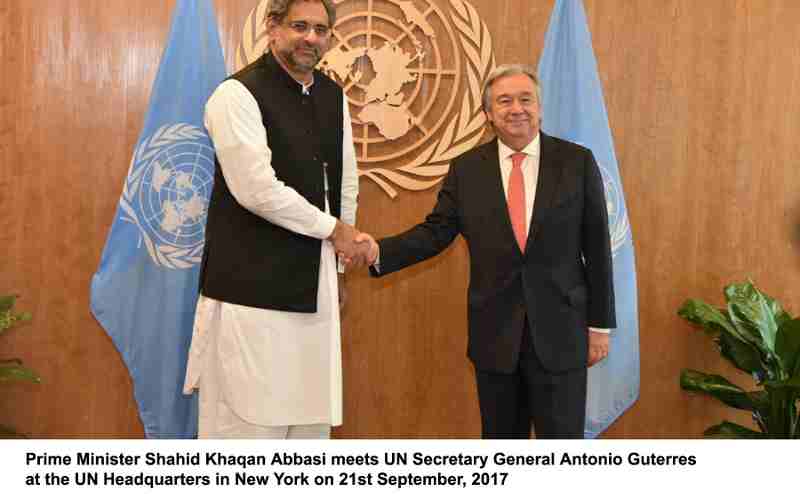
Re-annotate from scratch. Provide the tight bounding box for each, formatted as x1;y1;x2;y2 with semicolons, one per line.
266;0;336;26
481;64;541;112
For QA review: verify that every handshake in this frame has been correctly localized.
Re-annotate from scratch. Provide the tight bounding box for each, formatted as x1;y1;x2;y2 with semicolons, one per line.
329;220;379;270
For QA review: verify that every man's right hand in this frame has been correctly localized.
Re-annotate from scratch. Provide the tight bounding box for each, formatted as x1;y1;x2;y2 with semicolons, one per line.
329;221;380;269
329;220;360;261
354;232;379;266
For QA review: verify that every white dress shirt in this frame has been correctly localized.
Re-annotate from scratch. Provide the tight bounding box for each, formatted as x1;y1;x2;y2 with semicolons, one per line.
183;77;358;428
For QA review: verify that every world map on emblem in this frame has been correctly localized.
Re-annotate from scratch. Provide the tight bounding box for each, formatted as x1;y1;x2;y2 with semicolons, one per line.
318;0;462;164
136;140;215;249
236;0;495;197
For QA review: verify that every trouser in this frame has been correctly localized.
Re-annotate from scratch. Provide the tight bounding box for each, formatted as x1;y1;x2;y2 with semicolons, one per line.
474;322;587;439
199;390;331;439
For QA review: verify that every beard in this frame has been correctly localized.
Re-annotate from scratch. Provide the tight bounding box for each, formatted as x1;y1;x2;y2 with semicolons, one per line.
286;45;321;72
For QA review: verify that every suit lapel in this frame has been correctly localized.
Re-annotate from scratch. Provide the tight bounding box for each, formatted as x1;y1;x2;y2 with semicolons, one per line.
526;133;564;251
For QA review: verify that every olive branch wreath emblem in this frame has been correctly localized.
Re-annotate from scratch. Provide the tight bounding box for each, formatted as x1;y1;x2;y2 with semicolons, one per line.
236;0;496;198
120;123;208;269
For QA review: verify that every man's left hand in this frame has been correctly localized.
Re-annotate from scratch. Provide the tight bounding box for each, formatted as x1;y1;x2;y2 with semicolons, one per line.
587;331;609;367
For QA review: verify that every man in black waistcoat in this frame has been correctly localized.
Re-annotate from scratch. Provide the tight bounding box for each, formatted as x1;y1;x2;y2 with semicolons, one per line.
184;0;364;438
355;65;616;439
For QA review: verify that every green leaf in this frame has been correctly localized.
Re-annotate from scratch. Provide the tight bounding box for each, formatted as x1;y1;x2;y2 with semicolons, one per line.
718;331;765;376
703;421;765;438
775;318;800;378
0;362;41;383
680;369;758;411
744;389;770;418
725;282;778;353
764;376;800;391
0;295;17;312
678;299;739;339
0;310;32;334
760;287;793;326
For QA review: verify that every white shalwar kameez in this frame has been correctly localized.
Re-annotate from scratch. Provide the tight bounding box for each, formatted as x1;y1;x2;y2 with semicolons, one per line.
183;78;358;437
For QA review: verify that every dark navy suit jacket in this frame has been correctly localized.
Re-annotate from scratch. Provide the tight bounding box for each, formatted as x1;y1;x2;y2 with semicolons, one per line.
372;133;616;374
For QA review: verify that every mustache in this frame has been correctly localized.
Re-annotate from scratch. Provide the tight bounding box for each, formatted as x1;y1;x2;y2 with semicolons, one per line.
298;45;320;57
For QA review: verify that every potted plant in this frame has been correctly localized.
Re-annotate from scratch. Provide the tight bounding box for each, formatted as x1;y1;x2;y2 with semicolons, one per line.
1;295;40;438
678;280;800;438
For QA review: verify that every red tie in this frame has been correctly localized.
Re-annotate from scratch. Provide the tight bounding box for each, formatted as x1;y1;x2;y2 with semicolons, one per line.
508;152;527;251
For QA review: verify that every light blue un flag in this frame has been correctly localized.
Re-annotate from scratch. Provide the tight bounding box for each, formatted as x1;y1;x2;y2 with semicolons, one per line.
538;0;640;438
90;0;226;438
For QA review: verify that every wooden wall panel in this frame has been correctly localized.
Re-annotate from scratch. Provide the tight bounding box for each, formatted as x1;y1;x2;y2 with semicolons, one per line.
0;0;175;437
585;0;800;437
2;0;800;438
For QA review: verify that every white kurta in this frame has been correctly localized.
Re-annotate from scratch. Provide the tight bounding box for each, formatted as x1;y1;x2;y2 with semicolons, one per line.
183;78;358;428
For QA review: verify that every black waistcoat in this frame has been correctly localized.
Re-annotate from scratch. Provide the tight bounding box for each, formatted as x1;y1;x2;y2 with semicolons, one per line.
199;52;344;312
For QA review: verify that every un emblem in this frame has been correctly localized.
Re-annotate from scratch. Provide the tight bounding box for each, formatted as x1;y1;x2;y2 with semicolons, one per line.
237;0;496;198
597;164;630;256
120;124;215;269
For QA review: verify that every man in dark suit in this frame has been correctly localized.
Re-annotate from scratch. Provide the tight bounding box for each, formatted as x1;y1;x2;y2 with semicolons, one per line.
355;64;615;439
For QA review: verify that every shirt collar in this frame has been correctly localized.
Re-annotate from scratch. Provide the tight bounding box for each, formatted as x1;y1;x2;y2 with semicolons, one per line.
498;133;540;162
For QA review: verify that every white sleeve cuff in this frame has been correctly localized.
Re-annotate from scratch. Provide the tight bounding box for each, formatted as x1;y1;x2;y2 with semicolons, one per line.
312;214;338;241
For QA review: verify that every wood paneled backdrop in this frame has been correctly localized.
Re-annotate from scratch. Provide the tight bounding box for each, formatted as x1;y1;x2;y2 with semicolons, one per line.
2;0;800;438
